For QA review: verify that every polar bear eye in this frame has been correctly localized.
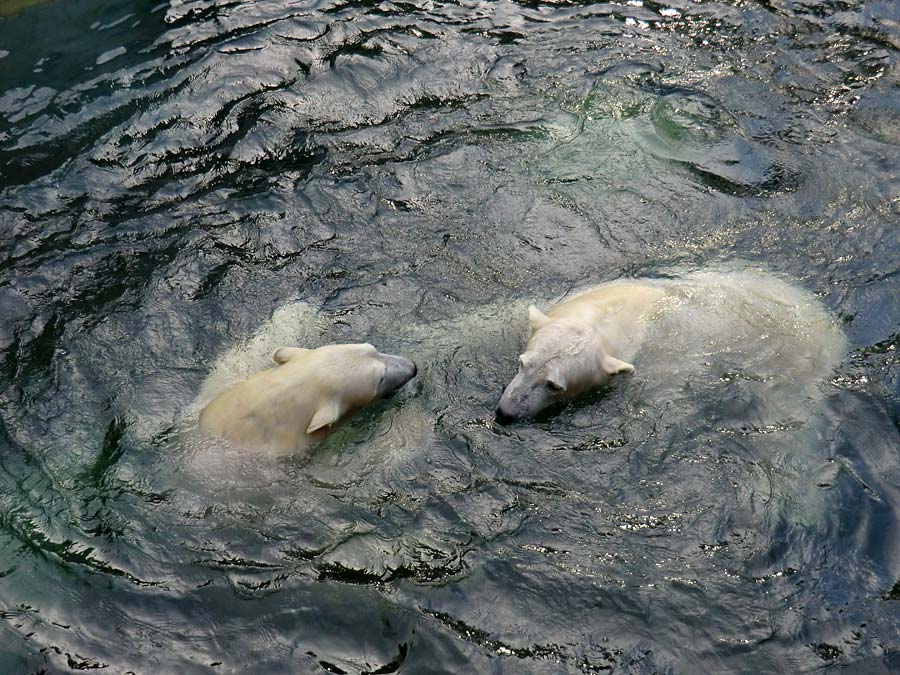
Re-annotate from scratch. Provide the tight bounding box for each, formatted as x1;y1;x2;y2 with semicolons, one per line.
546;379;564;392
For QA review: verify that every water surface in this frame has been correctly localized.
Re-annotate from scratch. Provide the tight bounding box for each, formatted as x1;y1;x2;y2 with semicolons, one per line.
1;0;900;672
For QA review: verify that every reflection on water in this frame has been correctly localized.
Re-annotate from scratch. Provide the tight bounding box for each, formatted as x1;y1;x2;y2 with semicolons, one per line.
1;0;899;672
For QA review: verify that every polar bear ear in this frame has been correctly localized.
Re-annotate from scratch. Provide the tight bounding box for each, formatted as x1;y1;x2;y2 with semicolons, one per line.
528;305;551;332
272;347;308;365
602;354;634;375
306;399;344;434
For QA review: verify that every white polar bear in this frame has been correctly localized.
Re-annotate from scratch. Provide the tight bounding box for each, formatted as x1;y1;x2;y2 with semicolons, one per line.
198;343;416;454
496;269;845;423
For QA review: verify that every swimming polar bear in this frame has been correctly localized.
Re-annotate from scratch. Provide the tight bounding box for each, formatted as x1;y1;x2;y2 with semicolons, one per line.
496;269;845;423
198;343;417;454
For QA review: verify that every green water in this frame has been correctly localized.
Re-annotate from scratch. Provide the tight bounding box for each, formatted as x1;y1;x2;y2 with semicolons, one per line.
1;0;899;672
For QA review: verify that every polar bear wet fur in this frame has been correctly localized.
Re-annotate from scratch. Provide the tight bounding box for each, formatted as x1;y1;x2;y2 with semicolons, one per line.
496;270;845;423
199;343;417;453
496;284;660;423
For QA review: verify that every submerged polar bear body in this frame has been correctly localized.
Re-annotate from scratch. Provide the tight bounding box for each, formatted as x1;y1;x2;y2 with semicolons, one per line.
497;270;845;423
199;343;417;454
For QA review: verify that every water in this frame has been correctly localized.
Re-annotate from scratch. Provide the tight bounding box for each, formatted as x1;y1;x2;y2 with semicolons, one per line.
1;0;899;672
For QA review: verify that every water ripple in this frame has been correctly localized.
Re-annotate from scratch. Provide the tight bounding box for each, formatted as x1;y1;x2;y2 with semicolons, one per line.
1;0;899;672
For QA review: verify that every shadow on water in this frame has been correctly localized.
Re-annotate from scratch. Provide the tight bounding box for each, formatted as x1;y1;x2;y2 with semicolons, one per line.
1;0;900;672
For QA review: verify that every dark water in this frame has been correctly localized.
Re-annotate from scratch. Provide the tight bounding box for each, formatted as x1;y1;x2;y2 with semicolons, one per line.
2;0;900;672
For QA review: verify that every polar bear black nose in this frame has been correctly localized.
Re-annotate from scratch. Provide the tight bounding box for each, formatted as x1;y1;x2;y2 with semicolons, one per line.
495;405;516;426
377;354;417;398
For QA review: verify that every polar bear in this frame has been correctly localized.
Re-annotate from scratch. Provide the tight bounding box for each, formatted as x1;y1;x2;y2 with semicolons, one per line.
496;270;844;423
198;343;417;454
495;283;659;423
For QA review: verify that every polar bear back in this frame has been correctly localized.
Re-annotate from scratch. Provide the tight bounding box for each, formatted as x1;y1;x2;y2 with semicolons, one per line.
548;283;666;324
548;283;666;361
199;355;332;453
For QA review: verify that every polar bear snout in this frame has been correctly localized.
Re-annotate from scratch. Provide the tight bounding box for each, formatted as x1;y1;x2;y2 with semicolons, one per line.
496;369;561;424
495;386;545;424
376;354;418;399
494;402;517;426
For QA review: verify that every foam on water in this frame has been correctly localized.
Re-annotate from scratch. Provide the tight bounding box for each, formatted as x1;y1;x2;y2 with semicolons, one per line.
189;300;328;413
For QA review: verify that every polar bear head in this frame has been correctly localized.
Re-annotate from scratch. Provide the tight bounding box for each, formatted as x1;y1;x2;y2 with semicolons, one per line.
495;305;633;424
199;343;417;452
270;343;419;433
